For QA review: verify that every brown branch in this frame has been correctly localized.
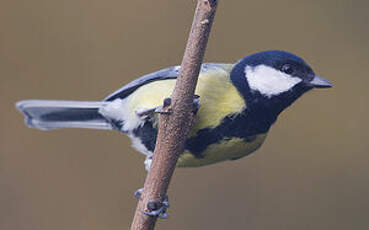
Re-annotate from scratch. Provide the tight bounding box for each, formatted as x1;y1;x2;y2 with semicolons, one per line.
130;1;219;229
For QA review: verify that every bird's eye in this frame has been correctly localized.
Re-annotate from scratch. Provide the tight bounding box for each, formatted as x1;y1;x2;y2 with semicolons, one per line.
281;64;294;74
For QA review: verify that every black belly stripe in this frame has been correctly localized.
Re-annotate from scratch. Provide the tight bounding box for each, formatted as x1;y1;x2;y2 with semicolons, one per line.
130;107;277;158
184;109;274;158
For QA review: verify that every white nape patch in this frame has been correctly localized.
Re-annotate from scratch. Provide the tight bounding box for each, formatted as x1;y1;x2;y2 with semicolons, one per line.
245;65;302;97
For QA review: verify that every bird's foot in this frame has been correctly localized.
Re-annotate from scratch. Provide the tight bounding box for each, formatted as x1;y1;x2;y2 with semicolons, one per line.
154;95;200;115
154;98;172;114
192;95;201;115
135;98;171;118
142;196;169;219
134;188;169;219
136;96;200;117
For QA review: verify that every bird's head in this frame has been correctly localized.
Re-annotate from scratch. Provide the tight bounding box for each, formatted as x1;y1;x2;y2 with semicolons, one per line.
231;50;332;116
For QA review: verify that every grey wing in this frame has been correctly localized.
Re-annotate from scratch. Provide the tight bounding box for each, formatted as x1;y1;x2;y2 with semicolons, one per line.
104;66;181;101
103;63;227;101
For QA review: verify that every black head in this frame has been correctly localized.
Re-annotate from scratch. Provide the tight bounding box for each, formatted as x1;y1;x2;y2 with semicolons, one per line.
231;50;332;118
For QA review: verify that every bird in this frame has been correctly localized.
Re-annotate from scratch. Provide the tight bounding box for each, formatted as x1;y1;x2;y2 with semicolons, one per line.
16;50;332;217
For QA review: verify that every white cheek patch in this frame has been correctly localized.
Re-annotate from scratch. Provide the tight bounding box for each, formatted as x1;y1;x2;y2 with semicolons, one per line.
245;65;302;97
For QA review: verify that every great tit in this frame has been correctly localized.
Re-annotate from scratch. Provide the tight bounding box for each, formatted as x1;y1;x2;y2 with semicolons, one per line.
16;50;332;171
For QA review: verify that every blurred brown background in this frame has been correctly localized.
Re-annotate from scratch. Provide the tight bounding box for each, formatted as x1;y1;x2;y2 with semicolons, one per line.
1;1;369;229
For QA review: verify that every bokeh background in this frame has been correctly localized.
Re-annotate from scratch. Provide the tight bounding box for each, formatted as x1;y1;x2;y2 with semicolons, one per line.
1;1;369;229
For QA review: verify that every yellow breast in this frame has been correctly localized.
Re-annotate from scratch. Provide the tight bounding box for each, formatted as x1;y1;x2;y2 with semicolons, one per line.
177;134;267;167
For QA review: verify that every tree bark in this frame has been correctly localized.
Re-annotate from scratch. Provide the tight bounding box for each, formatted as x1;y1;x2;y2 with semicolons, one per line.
130;1;219;229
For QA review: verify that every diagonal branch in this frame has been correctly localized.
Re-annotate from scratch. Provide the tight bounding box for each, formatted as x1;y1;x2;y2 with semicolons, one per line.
130;1;219;229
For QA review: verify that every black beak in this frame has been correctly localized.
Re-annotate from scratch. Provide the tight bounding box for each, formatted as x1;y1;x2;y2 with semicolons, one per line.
310;75;333;88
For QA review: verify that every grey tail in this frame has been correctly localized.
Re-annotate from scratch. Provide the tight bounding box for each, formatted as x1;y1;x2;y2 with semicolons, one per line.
16;100;113;130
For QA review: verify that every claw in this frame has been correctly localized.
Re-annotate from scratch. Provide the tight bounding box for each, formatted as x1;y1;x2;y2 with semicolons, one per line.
134;188;170;218
155;98;172;114
141;195;169;219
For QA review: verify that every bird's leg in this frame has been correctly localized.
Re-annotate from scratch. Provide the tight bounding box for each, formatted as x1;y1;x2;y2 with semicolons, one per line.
133;96;200;218
154;95;200;115
134;98;172;119
134;154;170;218
154;98;172;114
144;154;153;172
133;154;152;201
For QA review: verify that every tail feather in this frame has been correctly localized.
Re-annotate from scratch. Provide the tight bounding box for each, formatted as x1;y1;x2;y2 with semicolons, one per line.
16;100;113;130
